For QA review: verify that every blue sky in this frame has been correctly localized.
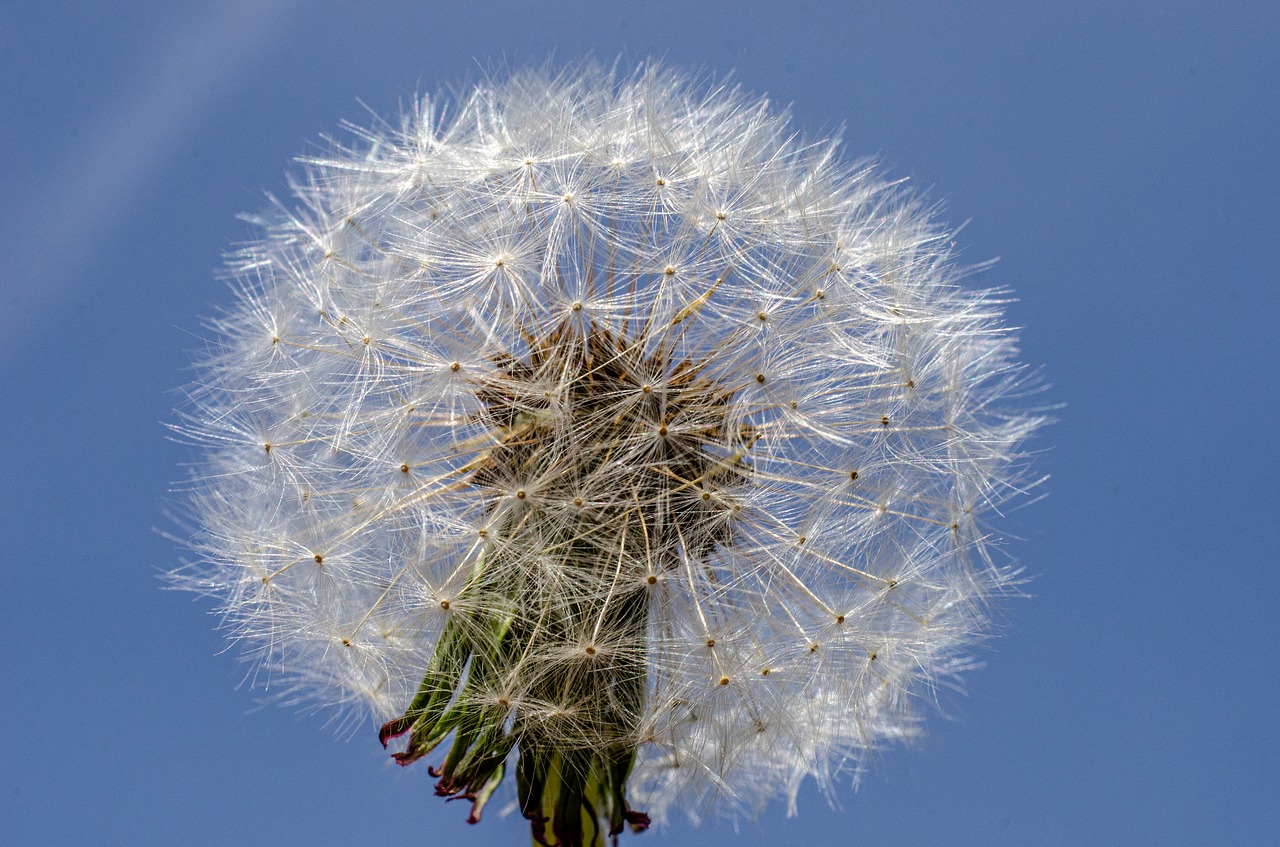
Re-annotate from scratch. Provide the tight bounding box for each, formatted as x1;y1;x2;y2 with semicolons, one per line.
2;2;1276;845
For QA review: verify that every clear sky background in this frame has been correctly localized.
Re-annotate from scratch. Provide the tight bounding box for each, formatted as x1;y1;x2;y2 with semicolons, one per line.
2;2;1276;845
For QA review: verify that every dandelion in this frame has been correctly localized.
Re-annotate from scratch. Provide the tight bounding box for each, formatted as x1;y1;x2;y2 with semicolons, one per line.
172;60;1043;847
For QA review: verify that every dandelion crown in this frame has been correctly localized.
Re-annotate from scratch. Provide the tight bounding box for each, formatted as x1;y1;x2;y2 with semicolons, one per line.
174;61;1042;847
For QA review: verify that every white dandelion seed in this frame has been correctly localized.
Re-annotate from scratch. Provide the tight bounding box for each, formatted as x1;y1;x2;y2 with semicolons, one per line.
171;60;1044;847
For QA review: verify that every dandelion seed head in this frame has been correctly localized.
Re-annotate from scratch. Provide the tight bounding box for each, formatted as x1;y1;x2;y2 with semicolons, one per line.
172;59;1043;838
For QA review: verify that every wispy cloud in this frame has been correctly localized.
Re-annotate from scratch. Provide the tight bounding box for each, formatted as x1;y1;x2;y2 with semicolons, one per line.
0;0;298;368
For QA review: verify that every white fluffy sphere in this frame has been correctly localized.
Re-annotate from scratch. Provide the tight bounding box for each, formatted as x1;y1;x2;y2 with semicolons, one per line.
174;60;1042;840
